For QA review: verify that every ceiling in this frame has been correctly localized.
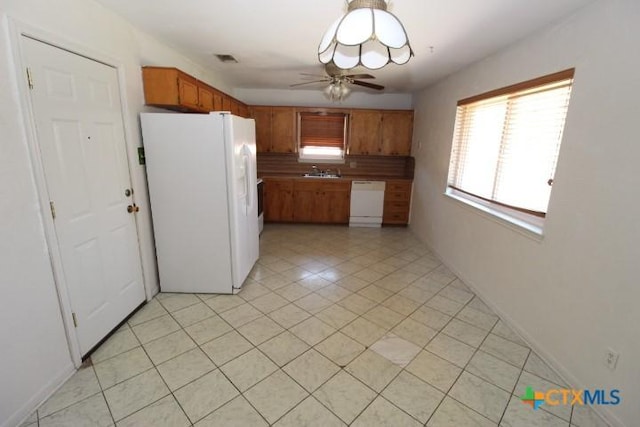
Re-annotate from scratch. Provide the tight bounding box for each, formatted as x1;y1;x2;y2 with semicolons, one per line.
95;0;594;93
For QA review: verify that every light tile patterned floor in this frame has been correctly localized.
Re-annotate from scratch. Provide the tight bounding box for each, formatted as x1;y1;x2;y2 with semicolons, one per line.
24;224;610;426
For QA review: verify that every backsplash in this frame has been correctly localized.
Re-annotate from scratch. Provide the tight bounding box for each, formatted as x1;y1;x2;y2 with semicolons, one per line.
257;153;414;179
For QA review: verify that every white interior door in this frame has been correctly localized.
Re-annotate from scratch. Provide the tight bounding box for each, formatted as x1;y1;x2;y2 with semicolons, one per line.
22;36;145;355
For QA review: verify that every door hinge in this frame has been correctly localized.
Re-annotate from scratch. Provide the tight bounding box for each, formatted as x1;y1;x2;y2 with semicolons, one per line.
26;67;34;89
72;312;78;327
49;201;56;219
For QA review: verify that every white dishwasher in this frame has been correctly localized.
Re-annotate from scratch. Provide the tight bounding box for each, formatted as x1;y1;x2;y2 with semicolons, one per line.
350;181;386;227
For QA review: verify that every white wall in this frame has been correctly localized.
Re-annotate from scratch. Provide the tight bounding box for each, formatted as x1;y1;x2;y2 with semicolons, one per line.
0;0;232;425
0;15;74;427
410;1;639;426
235;87;413;109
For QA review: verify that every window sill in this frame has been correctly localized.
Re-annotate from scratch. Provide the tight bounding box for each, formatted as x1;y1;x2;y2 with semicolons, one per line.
297;157;345;164
444;188;544;241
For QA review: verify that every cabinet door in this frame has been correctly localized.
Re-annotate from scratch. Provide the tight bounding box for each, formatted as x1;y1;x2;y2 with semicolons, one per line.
177;74;199;109
198;84;214;111
238;104;250;118
381;111;413;156
230;100;241;116
322;182;351;223
251;106;272;153
222;96;232;112
264;179;293;222
213;92;223;111
271;107;296;153
349;110;382;155
293;181;321;223
293;190;316;222
142;67;180;106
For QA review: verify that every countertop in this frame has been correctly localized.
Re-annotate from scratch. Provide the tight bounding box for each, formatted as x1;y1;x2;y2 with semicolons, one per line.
259;174;413;182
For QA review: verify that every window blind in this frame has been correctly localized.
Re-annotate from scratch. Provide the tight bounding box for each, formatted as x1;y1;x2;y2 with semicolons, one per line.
448;69;574;215
299;112;346;149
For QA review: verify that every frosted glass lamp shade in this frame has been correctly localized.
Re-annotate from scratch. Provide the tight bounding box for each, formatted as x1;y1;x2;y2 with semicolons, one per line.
318;0;413;70
324;81;352;101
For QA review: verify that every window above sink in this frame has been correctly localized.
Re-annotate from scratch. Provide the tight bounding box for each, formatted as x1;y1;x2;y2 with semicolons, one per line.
298;112;347;163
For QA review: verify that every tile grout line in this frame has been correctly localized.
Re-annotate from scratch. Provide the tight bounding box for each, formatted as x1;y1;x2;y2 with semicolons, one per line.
39;225;548;426
496;350;532;426
258;256;451;424
133;297;201;426
241;238;494;424
210;268;504;426
224;244;441;424
135;301;258;426
421;294;500;426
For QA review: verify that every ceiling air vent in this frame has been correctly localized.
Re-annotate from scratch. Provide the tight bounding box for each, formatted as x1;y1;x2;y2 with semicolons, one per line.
215;54;238;63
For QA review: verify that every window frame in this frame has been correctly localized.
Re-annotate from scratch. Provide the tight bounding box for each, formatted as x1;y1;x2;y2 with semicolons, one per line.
297;110;348;163
445;68;575;236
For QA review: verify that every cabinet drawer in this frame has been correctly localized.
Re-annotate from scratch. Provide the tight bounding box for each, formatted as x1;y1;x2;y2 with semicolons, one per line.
384;201;410;213
386;181;412;193
293;180;350;193
264;178;294;191
321;181;350;192
383;211;409;224
384;190;411;202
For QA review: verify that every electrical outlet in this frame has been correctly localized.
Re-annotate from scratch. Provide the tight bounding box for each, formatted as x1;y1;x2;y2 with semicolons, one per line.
605;348;619;371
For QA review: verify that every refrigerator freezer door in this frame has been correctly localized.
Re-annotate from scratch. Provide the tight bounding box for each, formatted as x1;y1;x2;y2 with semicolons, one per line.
222;114;259;290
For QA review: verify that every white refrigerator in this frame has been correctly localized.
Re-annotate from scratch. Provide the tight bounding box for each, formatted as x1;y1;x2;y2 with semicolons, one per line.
140;112;259;294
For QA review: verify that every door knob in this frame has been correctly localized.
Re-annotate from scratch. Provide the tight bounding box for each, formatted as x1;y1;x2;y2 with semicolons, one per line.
127;204;140;213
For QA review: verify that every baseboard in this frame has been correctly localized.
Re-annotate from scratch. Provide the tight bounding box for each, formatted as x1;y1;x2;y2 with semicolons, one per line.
3;363;75;427
419;236;623;427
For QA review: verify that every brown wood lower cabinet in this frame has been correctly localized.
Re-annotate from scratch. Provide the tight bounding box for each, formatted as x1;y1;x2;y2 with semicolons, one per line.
264;177;411;225
383;180;412;225
263;178;294;222
263;178;350;224
293;180;350;224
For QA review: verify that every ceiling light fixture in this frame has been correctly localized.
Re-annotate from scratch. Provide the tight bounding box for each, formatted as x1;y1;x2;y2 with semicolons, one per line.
324;78;352;101
318;0;414;70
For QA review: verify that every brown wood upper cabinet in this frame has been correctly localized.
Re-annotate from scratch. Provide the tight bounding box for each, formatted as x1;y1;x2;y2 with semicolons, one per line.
251;106;296;153
381;111;413;155
349;110;382;155
142;66;250;117
143;67;199;111
349;109;413;156
197;84;214;111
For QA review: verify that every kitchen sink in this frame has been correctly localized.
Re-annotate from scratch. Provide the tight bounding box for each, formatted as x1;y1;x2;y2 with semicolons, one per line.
302;173;341;178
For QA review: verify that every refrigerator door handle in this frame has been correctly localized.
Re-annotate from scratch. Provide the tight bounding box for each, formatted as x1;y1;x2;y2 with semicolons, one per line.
241;144;254;214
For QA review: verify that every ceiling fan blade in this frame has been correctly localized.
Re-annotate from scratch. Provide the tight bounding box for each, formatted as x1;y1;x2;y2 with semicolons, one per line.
345;74;375;79
289;80;328;87
299;73;328;78
352;80;385;90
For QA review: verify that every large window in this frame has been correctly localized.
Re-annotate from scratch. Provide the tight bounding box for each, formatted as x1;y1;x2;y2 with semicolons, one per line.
447;69;574;230
298;112;347;162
